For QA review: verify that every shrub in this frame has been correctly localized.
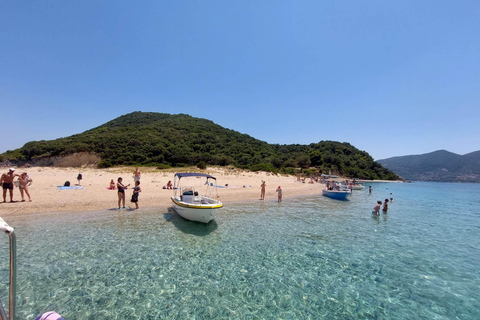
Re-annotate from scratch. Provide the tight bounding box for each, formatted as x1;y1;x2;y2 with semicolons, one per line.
97;160;113;168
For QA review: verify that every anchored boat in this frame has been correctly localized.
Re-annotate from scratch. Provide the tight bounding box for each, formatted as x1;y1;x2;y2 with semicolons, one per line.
171;173;223;223
322;180;352;200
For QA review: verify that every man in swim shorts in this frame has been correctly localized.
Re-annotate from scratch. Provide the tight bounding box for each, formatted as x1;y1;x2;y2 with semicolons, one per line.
1;168;19;202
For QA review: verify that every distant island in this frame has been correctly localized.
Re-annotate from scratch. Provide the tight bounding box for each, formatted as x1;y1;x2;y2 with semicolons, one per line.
377;150;480;183
0;111;398;180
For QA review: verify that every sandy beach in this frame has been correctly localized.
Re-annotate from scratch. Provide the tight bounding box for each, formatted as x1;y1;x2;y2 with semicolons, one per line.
0;166;323;217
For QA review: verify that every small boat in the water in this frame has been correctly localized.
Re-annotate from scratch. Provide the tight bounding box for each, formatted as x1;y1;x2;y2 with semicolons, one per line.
171;172;223;223
322;189;351;200
322;181;351;200
346;179;365;190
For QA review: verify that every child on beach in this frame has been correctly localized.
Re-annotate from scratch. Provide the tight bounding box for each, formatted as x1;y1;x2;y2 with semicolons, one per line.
131;181;141;209
276;186;282;203
373;201;382;215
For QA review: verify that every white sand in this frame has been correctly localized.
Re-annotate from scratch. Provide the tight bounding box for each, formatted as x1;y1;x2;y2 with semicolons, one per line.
0;166;323;217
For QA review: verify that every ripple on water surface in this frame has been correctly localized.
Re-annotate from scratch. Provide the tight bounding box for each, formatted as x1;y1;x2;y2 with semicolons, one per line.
1;182;479;319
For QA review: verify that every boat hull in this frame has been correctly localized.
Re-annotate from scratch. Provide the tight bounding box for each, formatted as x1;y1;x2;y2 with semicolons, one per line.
322;189;351;200
171;196;223;223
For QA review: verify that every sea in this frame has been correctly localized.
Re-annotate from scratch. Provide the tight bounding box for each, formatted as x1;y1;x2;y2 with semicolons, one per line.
1;182;479;320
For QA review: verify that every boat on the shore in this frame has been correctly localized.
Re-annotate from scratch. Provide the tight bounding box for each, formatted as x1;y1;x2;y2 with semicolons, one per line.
322;189;351;200
171;172;223;223
322;181;351;200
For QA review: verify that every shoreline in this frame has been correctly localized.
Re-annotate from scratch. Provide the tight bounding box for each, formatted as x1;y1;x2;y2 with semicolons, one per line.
0;166;322;218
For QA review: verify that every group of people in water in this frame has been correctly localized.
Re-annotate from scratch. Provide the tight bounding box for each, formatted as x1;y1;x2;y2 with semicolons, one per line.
1;168;33;203
372;197;394;215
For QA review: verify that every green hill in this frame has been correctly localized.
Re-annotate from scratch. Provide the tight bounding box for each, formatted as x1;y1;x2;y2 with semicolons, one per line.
1;111;398;180
377;150;480;182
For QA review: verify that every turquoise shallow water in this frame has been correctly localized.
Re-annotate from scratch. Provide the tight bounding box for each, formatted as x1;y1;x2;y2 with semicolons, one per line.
1;182;480;319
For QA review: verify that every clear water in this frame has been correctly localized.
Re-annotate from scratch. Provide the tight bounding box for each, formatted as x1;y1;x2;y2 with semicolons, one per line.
1;182;479;319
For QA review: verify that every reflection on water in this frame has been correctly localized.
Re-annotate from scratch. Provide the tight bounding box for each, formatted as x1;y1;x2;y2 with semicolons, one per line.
0;182;479;319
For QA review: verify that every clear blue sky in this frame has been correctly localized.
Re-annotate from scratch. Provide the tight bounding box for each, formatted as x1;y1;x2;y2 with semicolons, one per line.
1;1;479;160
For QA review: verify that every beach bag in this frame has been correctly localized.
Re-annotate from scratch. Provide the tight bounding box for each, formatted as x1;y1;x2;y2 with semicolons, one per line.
64;181;70;186
131;193;139;202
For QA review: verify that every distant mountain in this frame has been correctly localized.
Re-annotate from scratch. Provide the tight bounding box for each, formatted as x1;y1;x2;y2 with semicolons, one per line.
377;150;480;182
0;111;398;180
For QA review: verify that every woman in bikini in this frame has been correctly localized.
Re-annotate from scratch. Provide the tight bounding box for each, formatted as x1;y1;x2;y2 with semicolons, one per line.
117;177;130;209
18;172;32;202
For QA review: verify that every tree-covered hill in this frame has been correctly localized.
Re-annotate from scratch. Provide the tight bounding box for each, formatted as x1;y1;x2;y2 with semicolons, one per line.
1;111;398;180
378;150;480;182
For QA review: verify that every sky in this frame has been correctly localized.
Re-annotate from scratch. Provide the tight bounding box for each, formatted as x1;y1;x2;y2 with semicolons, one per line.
1;1;479;160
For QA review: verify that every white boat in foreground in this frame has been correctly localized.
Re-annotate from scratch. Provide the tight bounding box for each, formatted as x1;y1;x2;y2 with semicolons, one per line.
171;172;223;223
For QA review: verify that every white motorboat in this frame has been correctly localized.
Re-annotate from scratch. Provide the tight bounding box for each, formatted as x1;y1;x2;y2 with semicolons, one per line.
351;184;365;190
345;179;365;190
171;172;223;223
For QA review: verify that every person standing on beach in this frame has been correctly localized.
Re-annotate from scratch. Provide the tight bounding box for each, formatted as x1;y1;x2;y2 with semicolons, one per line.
276;186;282;203
18;172;33;202
134;167;141;183
77;172;83;185
131;181;141;209
260;180;266;200
373;201;382;215
1;168;19;202
117;177;130;209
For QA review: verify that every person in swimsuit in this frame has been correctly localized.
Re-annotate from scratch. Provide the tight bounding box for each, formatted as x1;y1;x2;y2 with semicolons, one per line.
133;167;141;183
116;177;130;209
373;201;382;215
260;180;266;200
18;172;33;202
109;179;116;190
276;186;282;203
131;181;142;209
1;168;19;202
383;199;389;212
